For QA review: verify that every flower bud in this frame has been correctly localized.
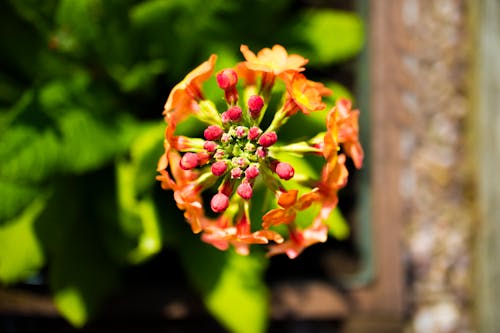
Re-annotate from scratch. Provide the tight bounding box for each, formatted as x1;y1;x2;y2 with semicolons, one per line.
211;161;228;176
248;95;264;119
179;152;199;170
235;126;248;138
237;182;253;200
211;192;229;213
231;167;242;179
258;131;277;147
227;106;242;122
203;141;217;152
248;126;262;141
234;157;249;168
214;149;225;159
256;147;267;158
204;125;223;141
245;165;260;179
275;162;295;180
221;133;231;143
244;142;256;152
216;69;238;89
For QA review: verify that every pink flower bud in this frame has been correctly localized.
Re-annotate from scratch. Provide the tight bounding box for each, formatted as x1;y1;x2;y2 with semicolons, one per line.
275;162;294;180
245;165;260;179
258;131;277;147
227;106;242;122
211;161;227;176
179;152;199;170
248;126;262;141
216;69;238;89
211;192;229;213
204;125;223;141
237;182;253;200
203;141;217;152
244;142;256;152
221;133;231;143
221;111;230;123
256;147;267;158
235;157;249;167
231;167;242;179
248;95;264;119
214;149;225;159
235;126;248;138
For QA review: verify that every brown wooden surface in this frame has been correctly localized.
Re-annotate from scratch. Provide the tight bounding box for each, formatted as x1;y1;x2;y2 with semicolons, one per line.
348;0;405;317
474;1;500;332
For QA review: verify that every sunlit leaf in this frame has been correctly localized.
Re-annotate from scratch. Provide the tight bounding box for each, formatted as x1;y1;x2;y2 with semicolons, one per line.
115;123;165;264
0;195;48;284
296;10;364;66
177;232;269;333
205;251;269;333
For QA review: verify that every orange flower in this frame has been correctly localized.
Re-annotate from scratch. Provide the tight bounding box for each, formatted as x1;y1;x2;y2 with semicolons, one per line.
283;73;331;116
262;189;320;228
156;146;205;233
202;214;283;255
323;105;339;162
157;45;363;258
267;221;328;259
335;98;364;169
163;54;217;118
240;44;308;76
316;154;349;223
234;62;257;87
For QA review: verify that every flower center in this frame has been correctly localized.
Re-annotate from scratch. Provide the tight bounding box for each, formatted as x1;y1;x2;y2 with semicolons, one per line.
204;124;269;180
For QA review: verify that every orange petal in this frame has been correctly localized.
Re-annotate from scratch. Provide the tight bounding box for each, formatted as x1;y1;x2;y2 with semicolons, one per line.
277;189;298;208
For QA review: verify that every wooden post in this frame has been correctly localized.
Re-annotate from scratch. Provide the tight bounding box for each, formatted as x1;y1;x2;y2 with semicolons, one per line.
475;1;500;332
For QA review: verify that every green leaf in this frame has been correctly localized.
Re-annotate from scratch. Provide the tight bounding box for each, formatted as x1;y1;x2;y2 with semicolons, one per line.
178;235;269;333
297;10;364;66
114;123;165;264
55;0;101;53
0;179;41;222
0;195;47;284
111;60;168;93
1;82;137;178
36;176;120;327
205;251;269;333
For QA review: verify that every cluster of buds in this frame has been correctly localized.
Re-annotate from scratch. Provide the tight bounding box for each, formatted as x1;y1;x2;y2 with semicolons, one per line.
157;45;363;258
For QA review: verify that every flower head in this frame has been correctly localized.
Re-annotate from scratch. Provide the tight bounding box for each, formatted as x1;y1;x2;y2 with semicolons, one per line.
157;45;363;258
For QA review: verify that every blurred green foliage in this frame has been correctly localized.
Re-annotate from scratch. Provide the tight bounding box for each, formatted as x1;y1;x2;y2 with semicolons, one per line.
0;0;363;331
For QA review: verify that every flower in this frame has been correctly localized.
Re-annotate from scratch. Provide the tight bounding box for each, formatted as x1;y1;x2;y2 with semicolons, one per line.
240;44;308;76
262;189;320;229
266;221;329;259
163;55;217;145
202;213;284;256
240;44;308;98
335;98;364;169
156;146;205;233
164;54;217;115
283;73;332;116
157;45;363;258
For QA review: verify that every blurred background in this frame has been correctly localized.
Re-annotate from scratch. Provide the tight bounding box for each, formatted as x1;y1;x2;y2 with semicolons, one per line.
1;0;497;332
